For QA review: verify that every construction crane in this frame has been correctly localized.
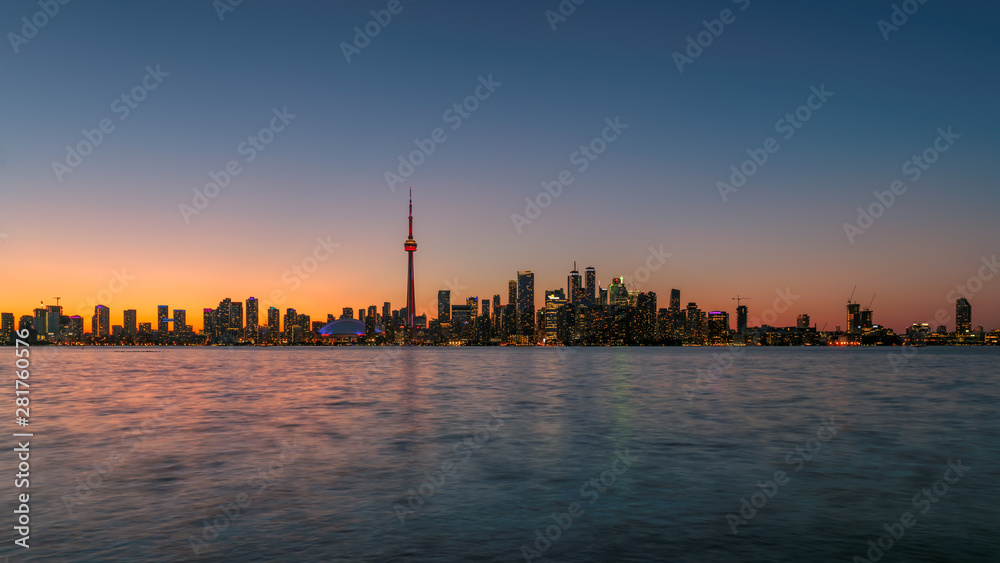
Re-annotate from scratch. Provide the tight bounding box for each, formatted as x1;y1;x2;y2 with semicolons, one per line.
847;285;857;305
865;293;876;311
732;295;751;307
54;297;61;306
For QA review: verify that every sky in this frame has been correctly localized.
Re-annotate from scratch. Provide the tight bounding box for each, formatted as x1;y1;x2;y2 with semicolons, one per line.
1;0;999;333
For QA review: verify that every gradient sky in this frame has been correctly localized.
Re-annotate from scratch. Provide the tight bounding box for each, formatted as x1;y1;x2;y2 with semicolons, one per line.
2;0;999;332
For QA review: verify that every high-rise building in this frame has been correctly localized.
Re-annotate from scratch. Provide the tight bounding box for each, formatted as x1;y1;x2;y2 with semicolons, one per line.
517;271;535;336
956;298;971;334
94;305;110;337
544;289;567;343
797;314;810;330
846;303;861;334
246;297;259;327
737;305;749;333
358;309;366;323
635;292;657;342
267;307;280;337
46;305;62;337
341;307;354;320
33;308;47;337
383;302;392;324
568;264;582;305
860;310;873;329
284;308;297;335
173;310;187;332
685;302;703;344
438;290;451;321
123;309;138;335
231;301;243;331
68;316;83;338
368;305;377;322
18;316;33;332
670;289;681;311
157;305;169;333
1;313;14;345
585;267;596;303
609;278;628;308
706;311;730;343
403;188;418;344
599;286;608;307
508;280;517;305
203;308;216;338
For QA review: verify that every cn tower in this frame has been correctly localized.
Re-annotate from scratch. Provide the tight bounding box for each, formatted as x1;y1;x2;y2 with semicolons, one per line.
404;187;417;344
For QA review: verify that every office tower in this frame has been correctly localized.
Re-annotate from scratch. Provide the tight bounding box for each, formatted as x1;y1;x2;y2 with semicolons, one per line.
492;295;501;338
368;305;377;321
341;307;354;320
685;302;703;344
157;305;169;333
1;313;13;345
797;314;810;330
599;286;608;307
46;305;62;337
860;310;873;329
670;289;681;311
635;292;657;342
216;299;231;331
123;309;137;335
508;280;517;305
173;310;187;332
438;290;451;321
203;308;216;337
415;314;426;329
33;308;47;337
358;309;366;323
609;278;629;308
482;299;490;322
585;267;596;303
138;323;152;335
403;188;418;344
68;316;83;338
18;316;33;332
545;289;567;343
568;264;582;304
846;303;861;334
706;311;730;343
267;307;280;337
94;305;110;337
231;301;243;331
466;297;479;340
956;298;971;333
383;302;391;323
737;305;749;333
246;297;259;327
297;314;310;334
517;271;535;336
284;308;297;335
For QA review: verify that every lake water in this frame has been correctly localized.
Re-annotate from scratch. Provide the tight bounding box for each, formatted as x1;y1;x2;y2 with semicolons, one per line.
4;346;998;562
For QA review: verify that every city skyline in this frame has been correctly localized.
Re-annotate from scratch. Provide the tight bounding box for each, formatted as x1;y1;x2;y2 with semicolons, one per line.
1;1;999;331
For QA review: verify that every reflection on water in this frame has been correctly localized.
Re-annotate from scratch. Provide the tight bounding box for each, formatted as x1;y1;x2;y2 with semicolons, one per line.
3;347;998;561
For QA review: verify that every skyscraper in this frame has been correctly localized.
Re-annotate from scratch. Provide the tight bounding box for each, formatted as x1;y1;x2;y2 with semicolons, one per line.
1;313;14;345
267;307;280;338
517;271;535;336
670;289;681;311
157;305;169;333
508;280;517;305
46;305;62;338
438;290;451;321
246;297;259;327
956;298;971;333
585;266;596;303
173;309;187;332
123;309;137;335
94;305;110;337
33;308;47;337
404;188;418;344
284;308;297;335
341;307;354;320
568;264;582;304
797;314;810;330
847;303;861;334
737;305;748;333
